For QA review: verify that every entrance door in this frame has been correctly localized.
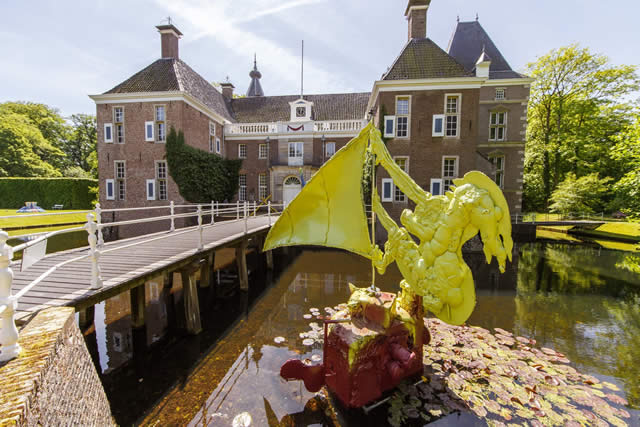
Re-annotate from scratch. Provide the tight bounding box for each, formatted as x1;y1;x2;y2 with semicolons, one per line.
283;176;302;206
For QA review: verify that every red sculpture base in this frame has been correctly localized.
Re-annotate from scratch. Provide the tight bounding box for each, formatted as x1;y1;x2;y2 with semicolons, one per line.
281;290;429;409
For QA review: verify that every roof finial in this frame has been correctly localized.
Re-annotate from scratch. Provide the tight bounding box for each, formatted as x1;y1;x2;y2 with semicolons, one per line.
457;15;460;23
476;13;479;21
254;53;257;70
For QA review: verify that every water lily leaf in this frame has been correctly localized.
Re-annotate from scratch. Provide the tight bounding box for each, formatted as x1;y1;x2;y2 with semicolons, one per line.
273;336;285;344
231;412;252;427
605;393;628;406
302;338;315;346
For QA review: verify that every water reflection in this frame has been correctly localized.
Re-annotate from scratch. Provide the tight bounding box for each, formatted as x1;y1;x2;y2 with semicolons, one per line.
85;242;640;425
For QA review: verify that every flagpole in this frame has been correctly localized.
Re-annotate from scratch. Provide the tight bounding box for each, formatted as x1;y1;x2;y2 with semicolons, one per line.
370;136;377;291
301;40;304;98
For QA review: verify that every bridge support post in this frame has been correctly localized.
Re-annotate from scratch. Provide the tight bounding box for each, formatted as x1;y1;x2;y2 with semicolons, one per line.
236;240;249;291
95;203;104;248
78;305;95;330
181;266;202;335
266;249;274;270
130;284;146;329
199;252;215;289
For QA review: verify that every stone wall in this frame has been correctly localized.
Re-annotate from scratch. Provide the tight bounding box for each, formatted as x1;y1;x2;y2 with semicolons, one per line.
0;307;114;426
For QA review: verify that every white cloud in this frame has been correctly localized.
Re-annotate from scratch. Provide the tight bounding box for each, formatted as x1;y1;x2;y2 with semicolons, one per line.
153;0;355;95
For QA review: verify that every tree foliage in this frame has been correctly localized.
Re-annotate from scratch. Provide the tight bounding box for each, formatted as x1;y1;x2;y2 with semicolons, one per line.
165;127;242;202
0;101;98;179
548;173;612;214
524;44;639;211
609;114;640;215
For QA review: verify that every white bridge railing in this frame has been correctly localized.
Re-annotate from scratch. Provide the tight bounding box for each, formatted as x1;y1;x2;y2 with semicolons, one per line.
225;119;366;136
0;200;283;362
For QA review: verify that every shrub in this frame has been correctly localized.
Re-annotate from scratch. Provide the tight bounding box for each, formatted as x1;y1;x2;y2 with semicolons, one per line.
0;177;98;209
165;127;242;202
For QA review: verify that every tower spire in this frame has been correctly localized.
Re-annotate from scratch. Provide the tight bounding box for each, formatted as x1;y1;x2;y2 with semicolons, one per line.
247;54;264;97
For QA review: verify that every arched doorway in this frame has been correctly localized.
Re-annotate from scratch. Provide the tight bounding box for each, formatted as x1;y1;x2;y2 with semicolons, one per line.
283;176;302;206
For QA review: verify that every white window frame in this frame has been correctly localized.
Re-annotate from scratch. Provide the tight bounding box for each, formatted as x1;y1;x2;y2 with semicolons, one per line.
105;179;115;200
381;178;394;202
384;116;396;138
489;111;508;142
209;122;216;153
442;156;459;193
145;121;154;142
104;123;113;143
432;114;445;137
146;179;156;201
393;156;409;203
395;96;411;138
238;144;247;159
258;173;268;200
155;105;166;143
325;142;336;158
288;142;303;166
444;93;461;138
495;88;506;101
430;178;443;196
238;174;247;201
490;155;505;189
113;106;124;124
155;160;168;200
259;143;268;159
114;160;126;201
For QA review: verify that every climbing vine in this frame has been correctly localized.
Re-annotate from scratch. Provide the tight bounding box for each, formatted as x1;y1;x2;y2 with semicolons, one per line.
165;127;242;202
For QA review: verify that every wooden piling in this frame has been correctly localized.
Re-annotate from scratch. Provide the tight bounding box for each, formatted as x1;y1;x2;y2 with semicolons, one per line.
181;265;202;335
236;240;249;291
199;252;215;288
78;305;95;330
130;284;146;329
265;250;274;270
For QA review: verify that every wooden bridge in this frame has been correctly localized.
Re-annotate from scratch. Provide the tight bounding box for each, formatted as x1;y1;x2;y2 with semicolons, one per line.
0;203;280;362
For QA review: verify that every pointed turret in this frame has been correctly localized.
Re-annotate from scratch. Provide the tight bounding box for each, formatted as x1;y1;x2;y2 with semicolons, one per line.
247;54;264;97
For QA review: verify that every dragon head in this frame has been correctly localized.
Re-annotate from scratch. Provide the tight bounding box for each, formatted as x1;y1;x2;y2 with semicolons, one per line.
452;172;513;272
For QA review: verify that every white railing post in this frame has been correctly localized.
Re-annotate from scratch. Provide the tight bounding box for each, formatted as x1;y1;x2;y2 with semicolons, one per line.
215;201;218;216
170;201;175;232
0;230;21;362
253;201;256;217
210;201;215;225
95;203;104;248
268;201;272;226
85;214;103;290
197;205;203;251
236;200;240;220
244;201;248;234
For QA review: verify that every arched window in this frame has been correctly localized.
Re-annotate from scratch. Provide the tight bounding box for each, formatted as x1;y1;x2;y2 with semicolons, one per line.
284;176;301;186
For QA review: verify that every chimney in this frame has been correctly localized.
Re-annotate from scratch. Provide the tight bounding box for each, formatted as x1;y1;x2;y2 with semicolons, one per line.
405;0;431;40
156;23;183;59
220;81;235;98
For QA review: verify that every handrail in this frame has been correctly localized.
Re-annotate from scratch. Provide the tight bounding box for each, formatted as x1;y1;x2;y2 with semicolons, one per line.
0;199;284;362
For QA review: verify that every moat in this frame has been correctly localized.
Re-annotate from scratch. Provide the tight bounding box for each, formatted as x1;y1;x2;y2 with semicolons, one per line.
78;236;640;426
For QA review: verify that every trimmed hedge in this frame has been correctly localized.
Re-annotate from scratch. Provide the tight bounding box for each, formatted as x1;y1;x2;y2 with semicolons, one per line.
0;178;98;209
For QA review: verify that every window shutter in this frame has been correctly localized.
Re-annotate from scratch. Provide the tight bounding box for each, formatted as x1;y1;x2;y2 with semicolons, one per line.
432;115;445;137
381;178;393;202
146;179;156;200
104;123;113;143
216;138;221;154
384;116;396;138
106;179;115;200
430;179;442;196
145;121;154;142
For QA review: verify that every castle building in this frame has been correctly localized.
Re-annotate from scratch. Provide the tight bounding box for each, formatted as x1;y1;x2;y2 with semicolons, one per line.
90;0;531;225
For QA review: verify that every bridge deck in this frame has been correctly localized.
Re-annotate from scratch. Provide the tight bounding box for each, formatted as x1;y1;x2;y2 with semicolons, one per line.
9;217;273;323
525;221;605;226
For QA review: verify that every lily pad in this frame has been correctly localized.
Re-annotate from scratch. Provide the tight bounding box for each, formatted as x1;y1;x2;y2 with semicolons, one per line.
273;336;285;344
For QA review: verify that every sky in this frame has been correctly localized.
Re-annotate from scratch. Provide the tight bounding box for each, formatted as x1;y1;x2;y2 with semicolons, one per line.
1;0;638;117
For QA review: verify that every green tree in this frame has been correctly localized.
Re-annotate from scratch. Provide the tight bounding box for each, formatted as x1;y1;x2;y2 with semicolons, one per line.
62;114;97;177
610;114;640;215
548;172;612;214
0;112;63;177
0;101;69;170
524;44;639;211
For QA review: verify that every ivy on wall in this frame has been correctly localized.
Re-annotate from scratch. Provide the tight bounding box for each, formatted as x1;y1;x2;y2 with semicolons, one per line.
165;127;242;203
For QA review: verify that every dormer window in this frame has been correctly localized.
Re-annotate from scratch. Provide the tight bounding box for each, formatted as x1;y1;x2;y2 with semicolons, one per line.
289;98;313;122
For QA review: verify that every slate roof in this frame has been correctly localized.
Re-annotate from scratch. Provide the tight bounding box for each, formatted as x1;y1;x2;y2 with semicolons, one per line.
231;93;371;123
447;21;525;79
105;58;235;122
382;38;472;80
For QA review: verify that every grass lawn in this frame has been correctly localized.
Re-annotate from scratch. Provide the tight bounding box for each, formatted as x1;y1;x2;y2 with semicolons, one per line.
596;222;640;237
0;209;89;233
